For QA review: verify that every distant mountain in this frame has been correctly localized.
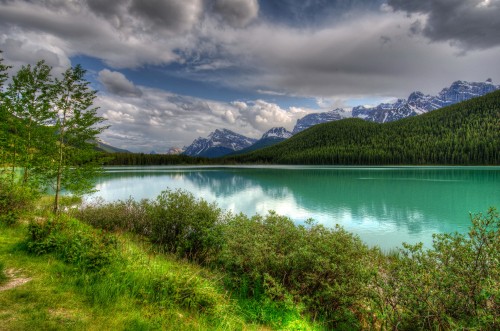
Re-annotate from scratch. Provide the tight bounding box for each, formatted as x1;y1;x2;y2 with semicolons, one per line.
261;127;293;140
290;80;500;133
227;90;500;165
183;129;257;158
353;79;500;123
228;127;292;156
292;108;349;134
95;141;130;153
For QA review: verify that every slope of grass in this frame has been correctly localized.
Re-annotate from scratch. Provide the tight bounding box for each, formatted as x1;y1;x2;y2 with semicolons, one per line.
0;220;307;330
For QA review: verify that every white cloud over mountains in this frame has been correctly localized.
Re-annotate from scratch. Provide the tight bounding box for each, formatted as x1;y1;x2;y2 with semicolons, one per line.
96;80;309;153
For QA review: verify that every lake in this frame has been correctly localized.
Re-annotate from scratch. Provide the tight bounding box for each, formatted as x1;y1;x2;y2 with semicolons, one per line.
86;166;500;251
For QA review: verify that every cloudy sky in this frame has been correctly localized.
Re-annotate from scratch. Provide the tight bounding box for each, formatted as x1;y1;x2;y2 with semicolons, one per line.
1;0;499;152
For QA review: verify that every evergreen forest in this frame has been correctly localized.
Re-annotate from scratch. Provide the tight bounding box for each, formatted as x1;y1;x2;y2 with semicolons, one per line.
227;90;500;165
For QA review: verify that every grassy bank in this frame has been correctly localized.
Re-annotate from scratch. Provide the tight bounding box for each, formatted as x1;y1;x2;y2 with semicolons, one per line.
1;220;307;330
1;186;499;330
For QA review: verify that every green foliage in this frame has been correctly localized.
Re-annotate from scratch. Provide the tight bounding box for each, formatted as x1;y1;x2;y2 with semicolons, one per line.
75;190;500;329
147;189;226;263
26;216;119;272
0;180;37;226
76;190;226;264
4;61;56;187
74;197;151;234
374;208;500;330
0;52;107;214
76;191;372;328
48;64;108;213
228;90;500;165
219;212;372;329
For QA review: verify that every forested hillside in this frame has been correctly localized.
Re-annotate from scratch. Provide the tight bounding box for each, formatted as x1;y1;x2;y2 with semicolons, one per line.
227;90;500;165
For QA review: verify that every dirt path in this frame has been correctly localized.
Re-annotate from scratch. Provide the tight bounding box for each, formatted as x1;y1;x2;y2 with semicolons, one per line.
0;269;31;292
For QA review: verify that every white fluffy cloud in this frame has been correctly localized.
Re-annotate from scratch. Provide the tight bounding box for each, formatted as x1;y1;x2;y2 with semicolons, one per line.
96;81;310;152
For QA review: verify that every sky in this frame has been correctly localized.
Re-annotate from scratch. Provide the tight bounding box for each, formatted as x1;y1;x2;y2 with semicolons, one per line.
1;0;499;153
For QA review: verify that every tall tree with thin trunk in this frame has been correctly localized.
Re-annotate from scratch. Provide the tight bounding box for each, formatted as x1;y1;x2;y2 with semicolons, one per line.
49;64;107;213
0;51;12;177
4;61;54;187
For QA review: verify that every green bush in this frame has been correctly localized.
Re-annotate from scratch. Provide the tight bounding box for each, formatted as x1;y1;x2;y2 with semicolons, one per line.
76;190;226;264
0;181;37;226
374;208;500;330
74;197;151;235
219;212;373;329
146;189;226;264
26;216;119;271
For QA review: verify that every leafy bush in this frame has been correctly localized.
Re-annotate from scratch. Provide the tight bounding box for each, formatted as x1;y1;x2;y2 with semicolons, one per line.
74;197;151;235
147;189;227;264
75;190;500;329
26;216;119;271
219;212;373;329
374;208;500;330
0;180;37;226
76;190;226;264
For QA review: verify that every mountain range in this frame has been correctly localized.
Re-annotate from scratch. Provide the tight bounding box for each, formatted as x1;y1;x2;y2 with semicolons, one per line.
183;79;499;158
228;90;500;165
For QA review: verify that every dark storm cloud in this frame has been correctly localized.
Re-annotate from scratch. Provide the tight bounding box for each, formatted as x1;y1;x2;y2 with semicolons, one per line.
86;0;127;18
129;0;202;32
388;0;500;49
0;2;104;40
212;0;259;28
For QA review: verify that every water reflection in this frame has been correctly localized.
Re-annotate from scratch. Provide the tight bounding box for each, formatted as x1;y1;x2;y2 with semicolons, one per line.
87;166;500;251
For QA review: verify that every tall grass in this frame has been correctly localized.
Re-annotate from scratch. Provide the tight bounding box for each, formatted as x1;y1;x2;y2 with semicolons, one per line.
22;215;253;330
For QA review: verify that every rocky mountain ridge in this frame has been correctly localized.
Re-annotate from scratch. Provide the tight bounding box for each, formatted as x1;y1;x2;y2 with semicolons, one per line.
182;79;499;157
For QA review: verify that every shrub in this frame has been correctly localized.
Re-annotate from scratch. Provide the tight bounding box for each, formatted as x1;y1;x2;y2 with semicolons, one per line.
147;189;226;264
26;216;119;272
374;208;500;330
74;197;151;235
76;190;227;265
0;180;37;226
219;212;374;329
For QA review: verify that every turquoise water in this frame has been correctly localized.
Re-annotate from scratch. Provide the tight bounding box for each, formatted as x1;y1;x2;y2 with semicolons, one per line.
87;166;500;250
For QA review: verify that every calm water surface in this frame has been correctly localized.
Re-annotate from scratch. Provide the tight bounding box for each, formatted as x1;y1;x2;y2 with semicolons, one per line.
86;166;500;251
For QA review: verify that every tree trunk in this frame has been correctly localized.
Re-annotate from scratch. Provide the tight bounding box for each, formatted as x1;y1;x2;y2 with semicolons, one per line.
53;138;64;214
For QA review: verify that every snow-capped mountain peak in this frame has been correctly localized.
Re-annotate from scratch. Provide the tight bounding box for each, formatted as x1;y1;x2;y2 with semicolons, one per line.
292;108;348;134
183;129;257;157
261;127;293;139
353;79;500;123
